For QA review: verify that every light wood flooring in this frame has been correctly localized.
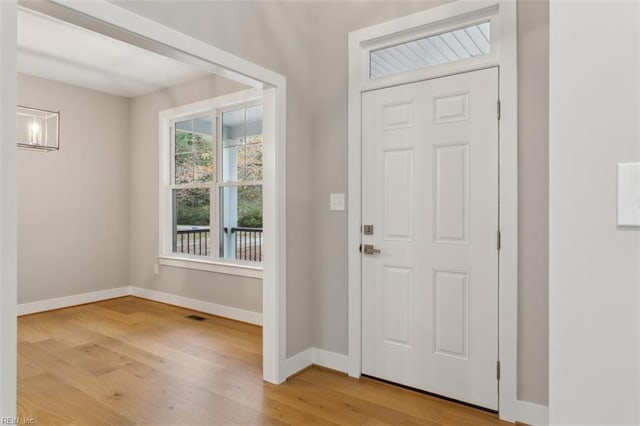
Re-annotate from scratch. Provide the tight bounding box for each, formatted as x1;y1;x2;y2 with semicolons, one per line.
18;296;509;425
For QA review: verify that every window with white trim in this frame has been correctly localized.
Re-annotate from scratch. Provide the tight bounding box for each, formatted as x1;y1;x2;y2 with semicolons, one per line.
161;99;263;268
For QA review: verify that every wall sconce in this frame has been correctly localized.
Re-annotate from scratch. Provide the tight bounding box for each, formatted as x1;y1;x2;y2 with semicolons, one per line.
16;106;59;151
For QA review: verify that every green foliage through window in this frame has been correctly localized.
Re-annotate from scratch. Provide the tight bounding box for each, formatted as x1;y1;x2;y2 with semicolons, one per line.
174;188;210;226
238;185;262;228
175;130;213;185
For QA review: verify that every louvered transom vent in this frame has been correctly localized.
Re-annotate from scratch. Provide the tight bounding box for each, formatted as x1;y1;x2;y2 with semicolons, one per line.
370;21;491;79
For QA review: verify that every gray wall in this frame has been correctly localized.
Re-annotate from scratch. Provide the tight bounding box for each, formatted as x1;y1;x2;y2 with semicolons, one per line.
128;75;262;313
517;0;549;406
17;73;131;303
308;0;447;360
115;0;549;405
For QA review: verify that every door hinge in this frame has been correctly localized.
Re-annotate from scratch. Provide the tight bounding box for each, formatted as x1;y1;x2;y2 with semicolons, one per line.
497;230;501;250
497;361;501;381
359;244;362;253
497;100;501;120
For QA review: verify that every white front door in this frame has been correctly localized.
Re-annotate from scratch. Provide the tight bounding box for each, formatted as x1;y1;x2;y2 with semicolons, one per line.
361;68;499;410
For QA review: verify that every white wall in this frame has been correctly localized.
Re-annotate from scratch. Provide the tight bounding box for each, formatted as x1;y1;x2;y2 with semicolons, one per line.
128;75;263;313
549;1;640;423
17;74;131;303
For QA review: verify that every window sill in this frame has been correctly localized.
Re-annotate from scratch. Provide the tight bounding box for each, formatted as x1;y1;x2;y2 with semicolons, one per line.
157;256;263;279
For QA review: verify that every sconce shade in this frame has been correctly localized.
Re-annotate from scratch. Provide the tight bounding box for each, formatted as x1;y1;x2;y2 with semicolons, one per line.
17;106;59;151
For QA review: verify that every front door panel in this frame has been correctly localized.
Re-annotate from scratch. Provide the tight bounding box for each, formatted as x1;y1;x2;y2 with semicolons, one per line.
361;68;499;410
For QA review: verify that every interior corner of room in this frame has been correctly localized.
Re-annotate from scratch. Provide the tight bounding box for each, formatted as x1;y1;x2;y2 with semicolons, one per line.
15;8;264;320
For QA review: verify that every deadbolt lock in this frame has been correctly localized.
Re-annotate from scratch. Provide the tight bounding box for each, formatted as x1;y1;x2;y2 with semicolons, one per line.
363;244;381;255
363;224;374;235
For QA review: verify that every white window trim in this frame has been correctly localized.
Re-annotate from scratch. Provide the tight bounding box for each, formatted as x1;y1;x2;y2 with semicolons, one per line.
158;88;264;276
348;0;518;421
158;256;262;279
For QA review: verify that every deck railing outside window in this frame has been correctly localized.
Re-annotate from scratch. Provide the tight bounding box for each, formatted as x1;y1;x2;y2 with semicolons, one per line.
231;227;263;262
176;227;263;261
175;227;211;256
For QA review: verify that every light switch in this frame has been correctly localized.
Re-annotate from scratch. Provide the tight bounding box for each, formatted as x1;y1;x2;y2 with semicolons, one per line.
330;193;345;211
617;162;640;226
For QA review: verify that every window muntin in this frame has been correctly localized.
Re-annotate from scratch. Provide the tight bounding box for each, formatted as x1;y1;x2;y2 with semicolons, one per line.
369;21;491;79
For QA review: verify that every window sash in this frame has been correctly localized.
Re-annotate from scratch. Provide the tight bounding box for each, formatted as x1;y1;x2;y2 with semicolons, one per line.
170;112;216;187
218;183;263;262
218;100;263;185
171;186;213;258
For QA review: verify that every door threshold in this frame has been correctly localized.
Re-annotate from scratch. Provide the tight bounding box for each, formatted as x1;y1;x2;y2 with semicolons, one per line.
360;374;498;414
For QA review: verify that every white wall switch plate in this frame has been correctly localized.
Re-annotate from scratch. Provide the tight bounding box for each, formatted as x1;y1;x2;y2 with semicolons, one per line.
617;162;640;226
330;193;345;211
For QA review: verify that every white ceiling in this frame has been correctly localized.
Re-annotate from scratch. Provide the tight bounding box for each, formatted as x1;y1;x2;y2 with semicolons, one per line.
17;9;209;98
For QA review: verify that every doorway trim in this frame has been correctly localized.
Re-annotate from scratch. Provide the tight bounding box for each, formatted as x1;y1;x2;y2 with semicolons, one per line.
347;1;518;421
1;0;288;415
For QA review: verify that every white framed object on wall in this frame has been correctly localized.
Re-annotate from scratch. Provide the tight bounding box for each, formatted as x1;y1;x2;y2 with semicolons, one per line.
617;162;640;226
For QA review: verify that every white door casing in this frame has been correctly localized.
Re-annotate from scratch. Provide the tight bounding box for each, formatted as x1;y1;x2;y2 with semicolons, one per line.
348;2;518;420
361;68;499;410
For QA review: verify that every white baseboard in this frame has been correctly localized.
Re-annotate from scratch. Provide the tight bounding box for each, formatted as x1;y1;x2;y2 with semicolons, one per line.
312;348;350;372
285;347;350;378
284;348;314;377
516;400;548;425
17;286;130;316
17;286;262;326
130;286;262;326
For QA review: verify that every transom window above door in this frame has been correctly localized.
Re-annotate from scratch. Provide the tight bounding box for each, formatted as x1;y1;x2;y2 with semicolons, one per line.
370;21;491;79
159;94;264;273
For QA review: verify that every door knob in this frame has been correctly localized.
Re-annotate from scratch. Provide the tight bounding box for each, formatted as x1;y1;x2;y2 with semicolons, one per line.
363;244;381;255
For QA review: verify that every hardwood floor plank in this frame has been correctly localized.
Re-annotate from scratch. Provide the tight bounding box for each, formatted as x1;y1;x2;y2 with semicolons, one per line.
18;296;508;425
19;373;134;426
